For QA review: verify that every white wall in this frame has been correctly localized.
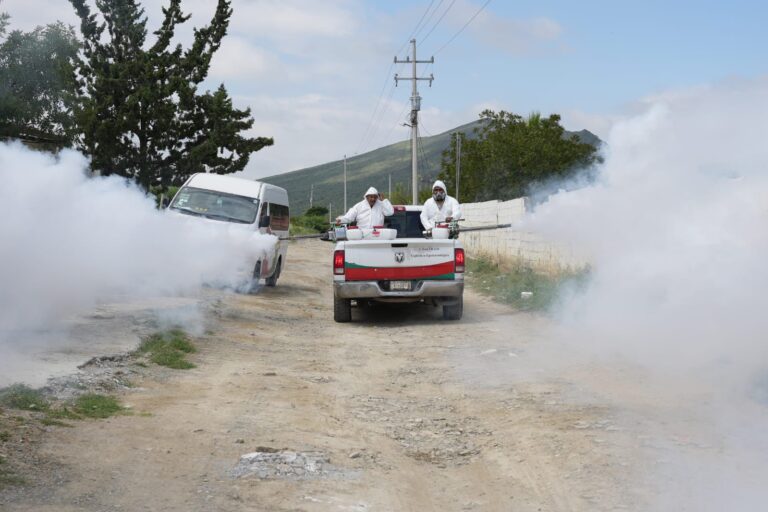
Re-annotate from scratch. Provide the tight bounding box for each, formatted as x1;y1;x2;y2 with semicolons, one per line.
460;198;587;272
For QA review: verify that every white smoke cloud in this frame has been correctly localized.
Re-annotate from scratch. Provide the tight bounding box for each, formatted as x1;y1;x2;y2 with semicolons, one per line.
528;76;768;511
0;143;276;347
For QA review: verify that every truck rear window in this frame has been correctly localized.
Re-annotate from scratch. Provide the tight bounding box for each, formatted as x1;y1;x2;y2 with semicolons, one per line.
385;211;425;238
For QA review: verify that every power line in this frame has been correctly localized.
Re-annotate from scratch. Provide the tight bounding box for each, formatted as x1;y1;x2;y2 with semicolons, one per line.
354;62;395;154
379;101;411;149
360;69;402;152
416;124;432;171
355;1;442;155
407;0;437;47
419;0;457;46
419;116;433;137
413;0;444;40
395;39;435;204
433;0;492;55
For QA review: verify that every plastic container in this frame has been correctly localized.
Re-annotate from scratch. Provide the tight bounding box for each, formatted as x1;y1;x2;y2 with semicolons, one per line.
432;226;450;239
361;227;397;240
346;226;363;240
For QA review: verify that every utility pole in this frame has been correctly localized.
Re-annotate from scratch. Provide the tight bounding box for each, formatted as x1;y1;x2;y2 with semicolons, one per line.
309;184;314;208
329;203;332;224
455;132;461;200
395;39;434;204
343;155;348;212
388;174;392;198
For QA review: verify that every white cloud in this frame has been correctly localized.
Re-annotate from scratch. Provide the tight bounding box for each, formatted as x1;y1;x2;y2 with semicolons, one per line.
227;0;358;39
0;0;585;178
236;91;410;178
433;0;565;56
470;15;563;56
560;109;618;141
209;37;281;81
2;0;78;29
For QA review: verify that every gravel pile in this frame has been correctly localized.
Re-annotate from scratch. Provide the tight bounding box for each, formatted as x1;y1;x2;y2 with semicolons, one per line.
231;449;360;480
352;395;491;466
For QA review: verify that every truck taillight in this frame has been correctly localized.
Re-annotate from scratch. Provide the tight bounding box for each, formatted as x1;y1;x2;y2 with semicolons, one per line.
334;250;345;275
454;248;465;273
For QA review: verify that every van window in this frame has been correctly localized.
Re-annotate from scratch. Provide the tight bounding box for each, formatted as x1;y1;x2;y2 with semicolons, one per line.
269;203;290;231
171;187;260;224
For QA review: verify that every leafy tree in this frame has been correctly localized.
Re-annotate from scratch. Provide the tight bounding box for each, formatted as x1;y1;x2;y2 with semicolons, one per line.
387;182;432;205
69;0;273;190
438;110;600;202
0;11;79;146
305;205;329;216
418;186;433;204
389;183;410;205
291;212;329;233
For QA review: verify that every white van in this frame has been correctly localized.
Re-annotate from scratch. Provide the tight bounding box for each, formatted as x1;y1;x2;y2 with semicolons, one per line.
167;173;289;290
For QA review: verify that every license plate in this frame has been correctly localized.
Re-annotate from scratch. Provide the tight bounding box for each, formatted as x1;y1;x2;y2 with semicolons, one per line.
390;280;412;291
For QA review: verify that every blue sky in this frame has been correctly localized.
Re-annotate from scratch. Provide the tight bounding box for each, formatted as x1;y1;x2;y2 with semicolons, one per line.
4;0;767;177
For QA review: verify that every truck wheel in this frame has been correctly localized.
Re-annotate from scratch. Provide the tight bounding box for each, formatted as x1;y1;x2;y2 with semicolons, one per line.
334;296;352;323
265;258;281;287
442;296;463;320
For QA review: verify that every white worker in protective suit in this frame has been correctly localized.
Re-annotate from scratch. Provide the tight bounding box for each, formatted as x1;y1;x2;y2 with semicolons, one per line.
420;180;462;230
335;186;394;229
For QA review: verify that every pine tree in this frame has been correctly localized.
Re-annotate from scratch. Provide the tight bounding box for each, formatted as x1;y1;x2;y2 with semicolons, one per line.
0;10;79;147
69;0;273;190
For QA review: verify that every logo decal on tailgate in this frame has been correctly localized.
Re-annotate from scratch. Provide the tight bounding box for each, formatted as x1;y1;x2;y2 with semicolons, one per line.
394;251;405;263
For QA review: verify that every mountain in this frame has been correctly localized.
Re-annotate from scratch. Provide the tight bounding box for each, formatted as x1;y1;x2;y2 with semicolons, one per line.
261;120;600;217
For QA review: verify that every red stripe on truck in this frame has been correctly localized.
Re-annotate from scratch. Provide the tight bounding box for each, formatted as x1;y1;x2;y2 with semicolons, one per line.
345;261;455;281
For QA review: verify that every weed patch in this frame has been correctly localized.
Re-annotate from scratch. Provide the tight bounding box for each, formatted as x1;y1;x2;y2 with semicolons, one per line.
0;456;24;487
137;329;197;369
152;350;195;369
0;384;49;412
46;406;81;421
0;431;9;442
467;257;589;312
72;394;122;419
40;417;73;427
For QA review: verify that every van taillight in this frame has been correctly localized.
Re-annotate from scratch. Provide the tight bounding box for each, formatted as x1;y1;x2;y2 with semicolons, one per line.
454;248;465;273
333;250;345;275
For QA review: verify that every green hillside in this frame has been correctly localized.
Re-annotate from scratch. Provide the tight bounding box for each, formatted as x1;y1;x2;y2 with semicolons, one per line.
262;120;599;217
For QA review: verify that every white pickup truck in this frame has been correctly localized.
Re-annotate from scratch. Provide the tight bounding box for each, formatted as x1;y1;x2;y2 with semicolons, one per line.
332;206;464;322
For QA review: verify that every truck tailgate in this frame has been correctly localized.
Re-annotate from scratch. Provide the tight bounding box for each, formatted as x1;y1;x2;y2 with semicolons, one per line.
344;239;456;281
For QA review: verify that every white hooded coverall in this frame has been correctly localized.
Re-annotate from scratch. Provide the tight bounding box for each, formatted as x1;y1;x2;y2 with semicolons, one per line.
337;187;394;229
420;180;462;230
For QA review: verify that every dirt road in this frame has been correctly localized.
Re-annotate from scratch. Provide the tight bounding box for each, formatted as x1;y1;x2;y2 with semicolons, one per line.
1;240;651;511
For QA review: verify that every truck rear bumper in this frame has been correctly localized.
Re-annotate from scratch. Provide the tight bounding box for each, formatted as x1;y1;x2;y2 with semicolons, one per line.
334;280;463;303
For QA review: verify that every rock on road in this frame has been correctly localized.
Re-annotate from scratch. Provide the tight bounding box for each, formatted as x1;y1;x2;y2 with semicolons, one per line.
2;240;652;511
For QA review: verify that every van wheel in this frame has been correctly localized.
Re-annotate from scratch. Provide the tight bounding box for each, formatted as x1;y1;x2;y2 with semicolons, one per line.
248;260;262;294
265;258;281;287
442;296;463;320
334;296;352;323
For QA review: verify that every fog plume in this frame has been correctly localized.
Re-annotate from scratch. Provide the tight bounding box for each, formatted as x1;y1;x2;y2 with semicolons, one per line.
0;144;275;345
530;76;768;510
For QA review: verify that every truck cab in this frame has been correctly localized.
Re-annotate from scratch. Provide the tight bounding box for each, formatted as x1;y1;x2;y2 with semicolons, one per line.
332;206;464;322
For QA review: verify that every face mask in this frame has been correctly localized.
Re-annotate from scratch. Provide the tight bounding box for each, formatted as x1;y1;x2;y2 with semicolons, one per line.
433;190;446;201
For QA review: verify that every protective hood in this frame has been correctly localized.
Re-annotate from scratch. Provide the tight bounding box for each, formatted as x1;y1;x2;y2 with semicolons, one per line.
432;180;447;192
364;187;378;198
